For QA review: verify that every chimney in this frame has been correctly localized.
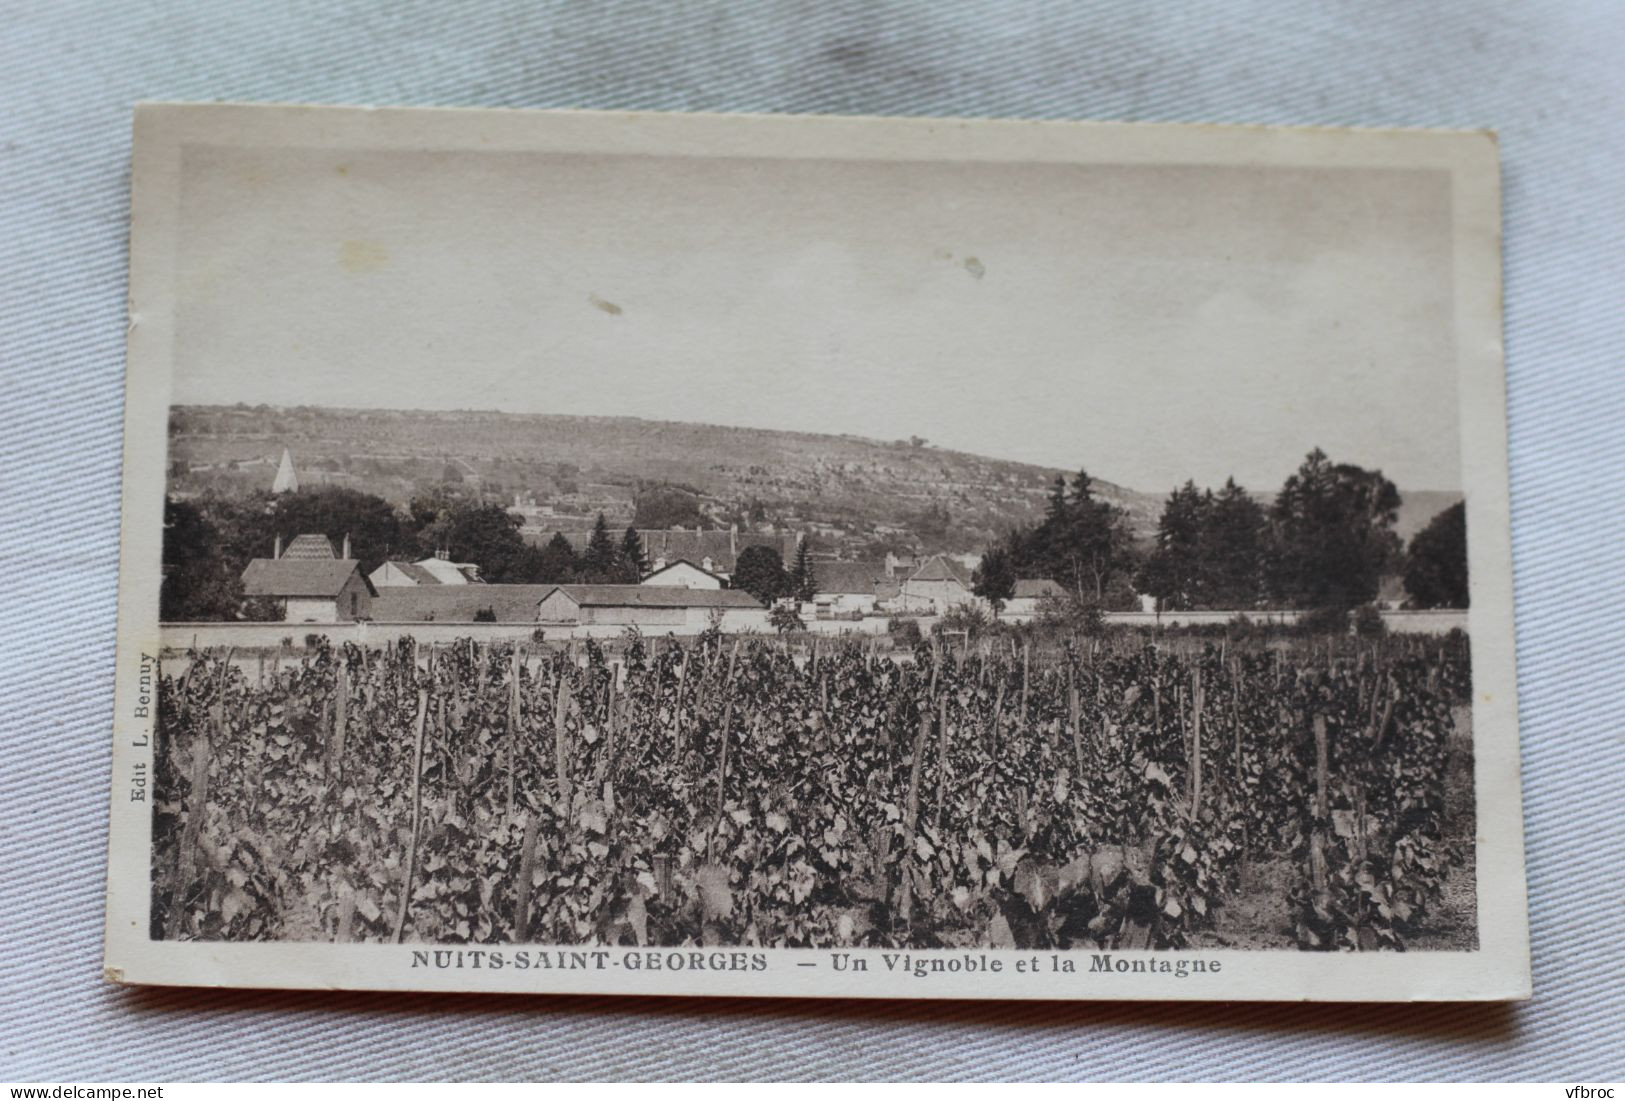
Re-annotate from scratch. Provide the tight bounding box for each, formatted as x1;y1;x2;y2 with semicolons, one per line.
341;532;352;560
274;534;283;559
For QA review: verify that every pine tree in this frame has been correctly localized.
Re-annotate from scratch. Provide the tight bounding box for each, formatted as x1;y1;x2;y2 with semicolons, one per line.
583;513;618;581
1137;481;1210;610
1269;449;1401;609
619;525;647;581
1203;477;1267;608
536;532;579;583
788;538;816;602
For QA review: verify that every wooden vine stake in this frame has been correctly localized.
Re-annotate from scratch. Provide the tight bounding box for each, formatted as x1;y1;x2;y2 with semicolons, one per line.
513;809;542;941
1229;658;1248;858
1019;641;1030;728
932;691;950;832
554;658;574;820
673;648;689;759
597;670;617;782
392;684;430;944
330;657;349;782
1152;668;1162;750
1310;712;1330;893
987;678;1006;758
1068;659;1084;774
708;694;735;864
505;645;521;820
1190;664;1204;815
897;708;931;925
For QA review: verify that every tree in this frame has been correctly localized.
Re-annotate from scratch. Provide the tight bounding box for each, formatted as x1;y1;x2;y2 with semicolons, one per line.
1269;448;1402;609
731;545;788;605
1203;477;1268;607
1404;501;1469;608
618;525;648;581
443;504;530;582
1016;469;1132;601
533;531;580;583
1136;481;1210;611
991;468;1133;609
1064;470;1132;602
259;487;410;574
970;543;1016;612
633;484;704;529
159;497;243;620
788;538;817;603
582;513;618;581
769;604;806;634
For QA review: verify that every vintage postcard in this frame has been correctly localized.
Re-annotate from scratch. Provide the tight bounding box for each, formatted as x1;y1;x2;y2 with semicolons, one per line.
105;103;1529;1000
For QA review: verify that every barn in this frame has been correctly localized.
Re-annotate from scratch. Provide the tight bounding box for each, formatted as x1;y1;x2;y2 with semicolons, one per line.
536;585;767;632
240;558;375;623
896;555;981;615
806;561;896;617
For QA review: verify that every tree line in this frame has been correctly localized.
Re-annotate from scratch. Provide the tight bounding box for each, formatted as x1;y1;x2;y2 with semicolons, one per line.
161;486;832;620
972;449;1468;614
160;489;642;620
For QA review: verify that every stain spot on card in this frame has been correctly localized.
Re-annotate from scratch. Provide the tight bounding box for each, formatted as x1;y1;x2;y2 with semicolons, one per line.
589;293;623;316
339;240;389;273
963;256;985;280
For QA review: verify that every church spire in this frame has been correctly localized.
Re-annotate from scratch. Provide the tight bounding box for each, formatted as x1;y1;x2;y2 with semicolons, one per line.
271;447;299;494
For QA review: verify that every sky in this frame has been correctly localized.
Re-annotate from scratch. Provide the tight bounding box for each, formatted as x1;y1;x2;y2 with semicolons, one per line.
172;144;1461;493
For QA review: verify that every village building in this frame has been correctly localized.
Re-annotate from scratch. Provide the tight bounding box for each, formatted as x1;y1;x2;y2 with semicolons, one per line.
240;532;374;623
1000;578;1067;619
640;559;724;589
805;561;898;618
369;551;483;588
537;585;767;632
895;554;981;615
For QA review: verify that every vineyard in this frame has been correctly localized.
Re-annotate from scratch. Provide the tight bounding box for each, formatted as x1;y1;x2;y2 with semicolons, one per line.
151;629;1475;952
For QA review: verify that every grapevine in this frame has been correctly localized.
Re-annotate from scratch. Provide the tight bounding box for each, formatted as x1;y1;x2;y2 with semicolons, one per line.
151;632;1473;951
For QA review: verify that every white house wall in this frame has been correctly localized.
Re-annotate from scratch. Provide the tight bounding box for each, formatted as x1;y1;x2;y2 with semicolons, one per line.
641;562;722;589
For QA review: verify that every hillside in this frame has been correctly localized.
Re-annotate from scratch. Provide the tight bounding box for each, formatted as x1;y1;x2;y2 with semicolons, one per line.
167;404;1162;556
166;405;1457;557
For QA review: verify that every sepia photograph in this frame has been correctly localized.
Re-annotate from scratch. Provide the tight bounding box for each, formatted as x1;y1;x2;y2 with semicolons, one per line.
105;103;1526;999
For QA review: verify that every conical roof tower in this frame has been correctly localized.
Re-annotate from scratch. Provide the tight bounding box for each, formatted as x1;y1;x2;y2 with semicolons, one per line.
271;447;300;494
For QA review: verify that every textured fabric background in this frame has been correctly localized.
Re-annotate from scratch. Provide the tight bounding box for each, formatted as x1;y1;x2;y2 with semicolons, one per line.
3;0;1622;1082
